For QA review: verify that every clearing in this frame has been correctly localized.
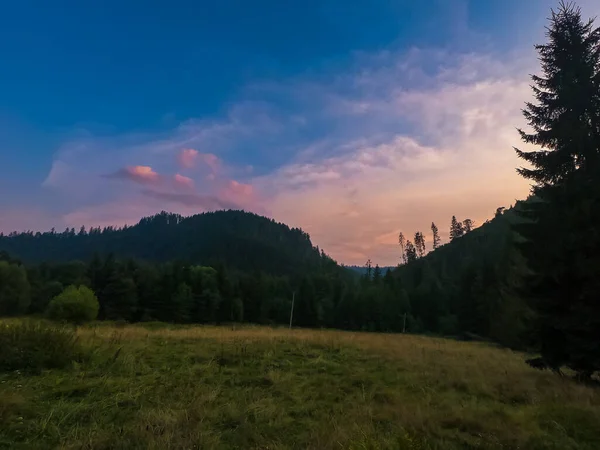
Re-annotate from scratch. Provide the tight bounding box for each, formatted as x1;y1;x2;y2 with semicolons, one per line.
1;322;599;449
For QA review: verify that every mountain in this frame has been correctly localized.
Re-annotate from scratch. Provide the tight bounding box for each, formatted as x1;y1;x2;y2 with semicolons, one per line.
0;210;338;276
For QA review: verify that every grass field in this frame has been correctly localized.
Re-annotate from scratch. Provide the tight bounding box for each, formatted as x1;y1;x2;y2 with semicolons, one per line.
1;321;599;449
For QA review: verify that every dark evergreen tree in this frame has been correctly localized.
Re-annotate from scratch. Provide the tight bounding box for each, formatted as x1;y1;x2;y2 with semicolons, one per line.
295;277;317;327
101;275;138;321
462;219;474;233
398;232;407;264
0;261;30;315
450;216;464;240
514;2;600;379
171;282;193;323
431;222;441;249
132;263;161;321
515;2;600;186
372;264;382;283
30;280;63;314
405;241;417;263
365;259;373;280
414;232;426;258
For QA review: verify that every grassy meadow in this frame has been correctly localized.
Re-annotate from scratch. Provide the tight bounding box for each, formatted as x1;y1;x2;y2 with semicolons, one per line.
1;320;599;449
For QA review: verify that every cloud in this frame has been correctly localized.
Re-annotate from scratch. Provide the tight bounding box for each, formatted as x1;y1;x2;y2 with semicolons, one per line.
106;165;161;185
223;180;254;198
200;153;220;173
42;161;71;188
177;148;198;168
176;148;221;173
173;173;194;189
105;166;194;191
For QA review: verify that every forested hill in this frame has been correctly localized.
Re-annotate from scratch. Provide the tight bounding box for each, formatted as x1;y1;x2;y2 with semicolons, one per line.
394;202;531;348
0;210;337;276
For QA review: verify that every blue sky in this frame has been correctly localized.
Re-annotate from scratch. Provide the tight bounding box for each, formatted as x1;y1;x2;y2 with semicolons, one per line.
1;0;599;264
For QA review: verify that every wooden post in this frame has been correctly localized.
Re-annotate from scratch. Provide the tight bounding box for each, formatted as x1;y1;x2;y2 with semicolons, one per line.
289;291;295;329
402;313;407;333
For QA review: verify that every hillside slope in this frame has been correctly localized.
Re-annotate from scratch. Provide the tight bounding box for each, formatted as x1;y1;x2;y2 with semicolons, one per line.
0;210;334;276
394;202;531;347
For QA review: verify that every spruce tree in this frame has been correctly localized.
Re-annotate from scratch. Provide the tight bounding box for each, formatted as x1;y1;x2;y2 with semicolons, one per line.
462;219;474;234
514;1;600;379
373;265;382;283
405;241;417;263
515;2;600;185
414;232;426;258
398;232;407;264
365;259;373;280
431;222;441;249
450;216;464;240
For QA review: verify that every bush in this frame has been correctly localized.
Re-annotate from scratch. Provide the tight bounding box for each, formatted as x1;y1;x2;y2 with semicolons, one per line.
0;320;83;373
46;285;99;324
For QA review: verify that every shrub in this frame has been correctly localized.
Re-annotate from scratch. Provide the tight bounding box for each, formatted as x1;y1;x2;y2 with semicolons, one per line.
0;320;83;373
46;285;99;324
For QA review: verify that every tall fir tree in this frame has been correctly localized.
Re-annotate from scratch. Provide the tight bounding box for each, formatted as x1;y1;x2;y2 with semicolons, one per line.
514;1;600;379
462;219;474;233
372;264;382;283
431;222;441;249
405;241;417;263
414;232;426;258
515;2;600;185
450;216;464;240
365;259;373;280
398;232;407;264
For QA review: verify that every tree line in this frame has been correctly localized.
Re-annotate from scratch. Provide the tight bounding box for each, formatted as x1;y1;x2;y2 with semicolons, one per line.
0;250;418;332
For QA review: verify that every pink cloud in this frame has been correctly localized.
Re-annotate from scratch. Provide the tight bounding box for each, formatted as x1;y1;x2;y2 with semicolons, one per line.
177;149;221;174
200;153;220;173
213;180;261;212
224;180;254;198
106;165;161;185
173;173;194;189
178;149;199;168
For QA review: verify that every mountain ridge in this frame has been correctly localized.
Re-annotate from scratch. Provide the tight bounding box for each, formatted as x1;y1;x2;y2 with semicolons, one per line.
0;210;338;276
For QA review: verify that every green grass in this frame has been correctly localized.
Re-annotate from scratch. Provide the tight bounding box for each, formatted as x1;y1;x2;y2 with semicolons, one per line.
1;320;599;449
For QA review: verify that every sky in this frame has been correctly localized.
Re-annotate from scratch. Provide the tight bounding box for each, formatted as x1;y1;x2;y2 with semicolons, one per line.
1;0;599;266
